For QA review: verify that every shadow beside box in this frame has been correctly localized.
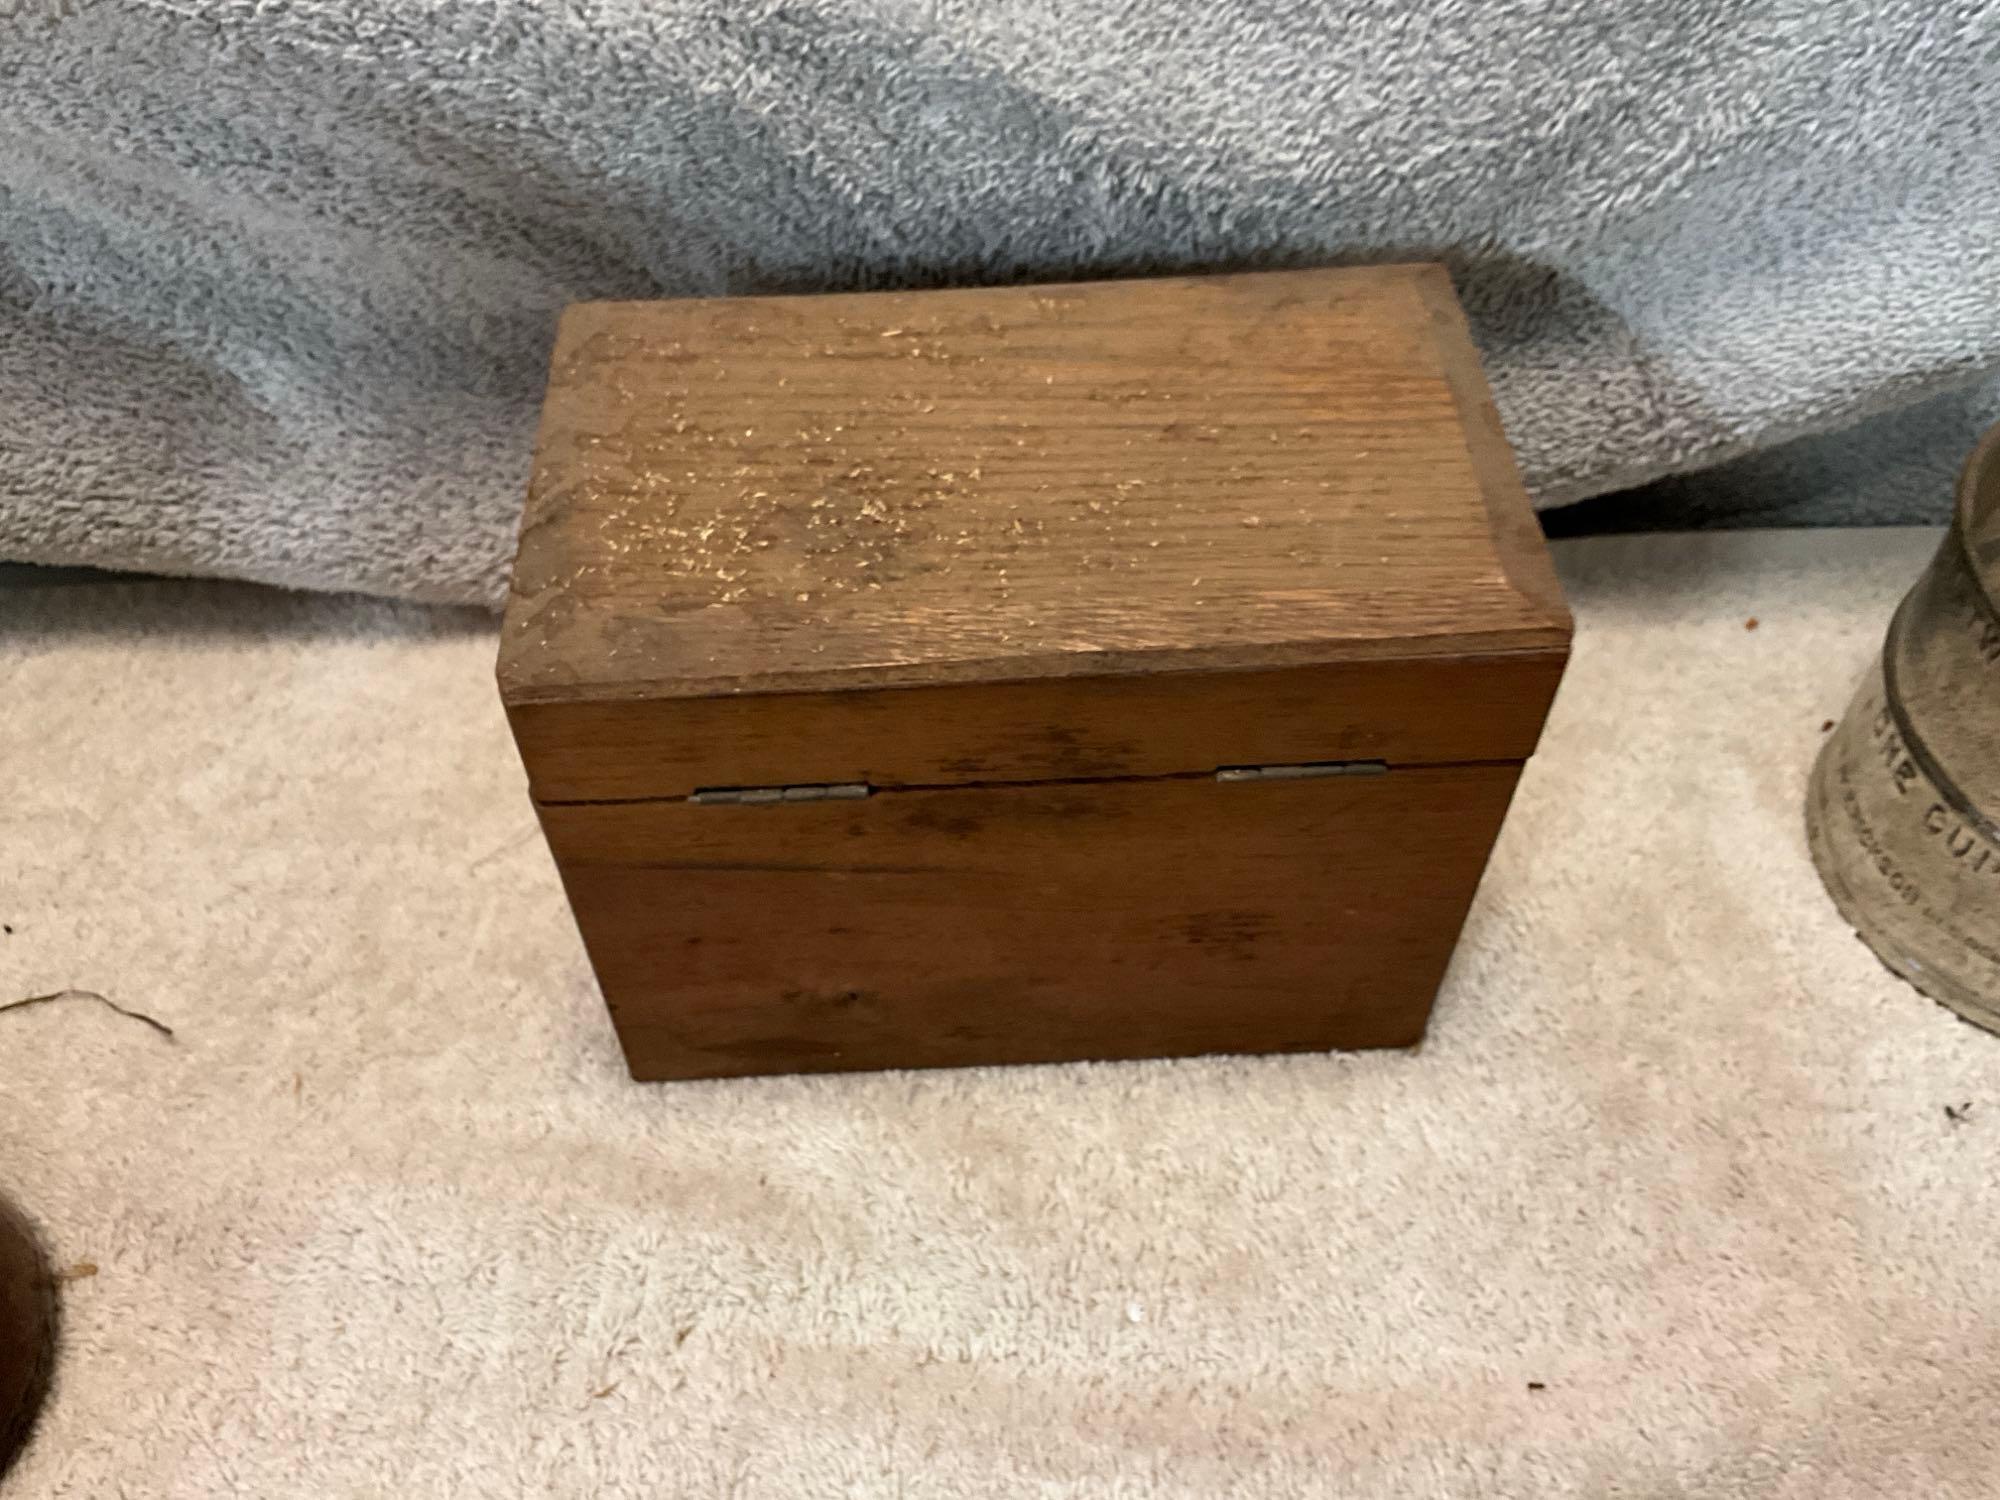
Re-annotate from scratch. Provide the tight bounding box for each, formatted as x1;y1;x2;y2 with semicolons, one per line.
498;265;1571;1080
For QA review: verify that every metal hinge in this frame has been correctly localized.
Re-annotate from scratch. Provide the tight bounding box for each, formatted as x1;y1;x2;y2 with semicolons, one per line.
689;762;1386;804
688;782;873;806
1214;759;1388;783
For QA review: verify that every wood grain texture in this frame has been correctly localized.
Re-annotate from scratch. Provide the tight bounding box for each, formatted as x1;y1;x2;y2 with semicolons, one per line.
499;264;1569;707
539;763;1521;1080
509;648;1565;803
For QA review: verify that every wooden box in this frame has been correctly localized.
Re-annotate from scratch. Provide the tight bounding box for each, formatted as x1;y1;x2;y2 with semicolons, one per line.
499;265;1570;1080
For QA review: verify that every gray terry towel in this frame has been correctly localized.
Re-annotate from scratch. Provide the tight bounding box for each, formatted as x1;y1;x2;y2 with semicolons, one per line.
3;0;1998;603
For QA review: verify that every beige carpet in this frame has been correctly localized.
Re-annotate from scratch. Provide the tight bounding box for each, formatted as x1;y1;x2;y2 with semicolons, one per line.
3;529;1996;1497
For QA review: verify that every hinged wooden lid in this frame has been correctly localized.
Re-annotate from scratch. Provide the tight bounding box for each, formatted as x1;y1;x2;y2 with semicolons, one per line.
500;265;1569;803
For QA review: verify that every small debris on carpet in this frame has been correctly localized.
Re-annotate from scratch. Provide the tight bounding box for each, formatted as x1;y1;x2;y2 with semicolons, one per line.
590;1383;619;1401
1821;720;1835;733
0;989;174;1040
1126;1301;1146;1324
53;1260;98;1285
1527;1381;1547;1392
2;924;12;934
293;1072;303;1099
1745;617;1760;631
1945;1102;1975;1126
469;827;539;872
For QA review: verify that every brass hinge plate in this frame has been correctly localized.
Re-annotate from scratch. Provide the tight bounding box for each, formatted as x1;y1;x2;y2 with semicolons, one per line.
1214;760;1388;783
688;782;872;806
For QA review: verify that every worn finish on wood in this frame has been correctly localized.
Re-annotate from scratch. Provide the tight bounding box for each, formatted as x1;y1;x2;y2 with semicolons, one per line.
500;264;1567;708
540;764;1520;1080
498;265;1572;1079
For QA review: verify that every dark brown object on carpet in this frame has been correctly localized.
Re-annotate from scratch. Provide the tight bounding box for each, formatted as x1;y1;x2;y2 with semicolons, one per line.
0;1194;56;1480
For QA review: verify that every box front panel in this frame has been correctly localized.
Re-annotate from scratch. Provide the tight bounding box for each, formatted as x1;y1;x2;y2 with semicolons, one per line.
539;763;1523;1079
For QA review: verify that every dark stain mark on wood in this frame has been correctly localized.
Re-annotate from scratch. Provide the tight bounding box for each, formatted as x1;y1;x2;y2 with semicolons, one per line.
783;987;874;1012
901;805;986;840
1177;910;1274;962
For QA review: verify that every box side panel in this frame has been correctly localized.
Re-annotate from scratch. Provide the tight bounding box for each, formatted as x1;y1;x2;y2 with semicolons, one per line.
1408;266;1572;635
537;762;1523;1080
509;649;1566;803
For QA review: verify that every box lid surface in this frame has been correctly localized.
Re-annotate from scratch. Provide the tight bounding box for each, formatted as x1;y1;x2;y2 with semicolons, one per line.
500;266;1569;800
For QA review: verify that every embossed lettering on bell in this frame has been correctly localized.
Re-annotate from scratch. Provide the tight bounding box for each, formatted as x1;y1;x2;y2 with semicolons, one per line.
1806;423;2000;1031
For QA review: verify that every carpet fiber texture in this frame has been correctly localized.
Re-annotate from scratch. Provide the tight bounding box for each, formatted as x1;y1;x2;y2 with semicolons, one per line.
5;2;2000;599
3;529;1999;1495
